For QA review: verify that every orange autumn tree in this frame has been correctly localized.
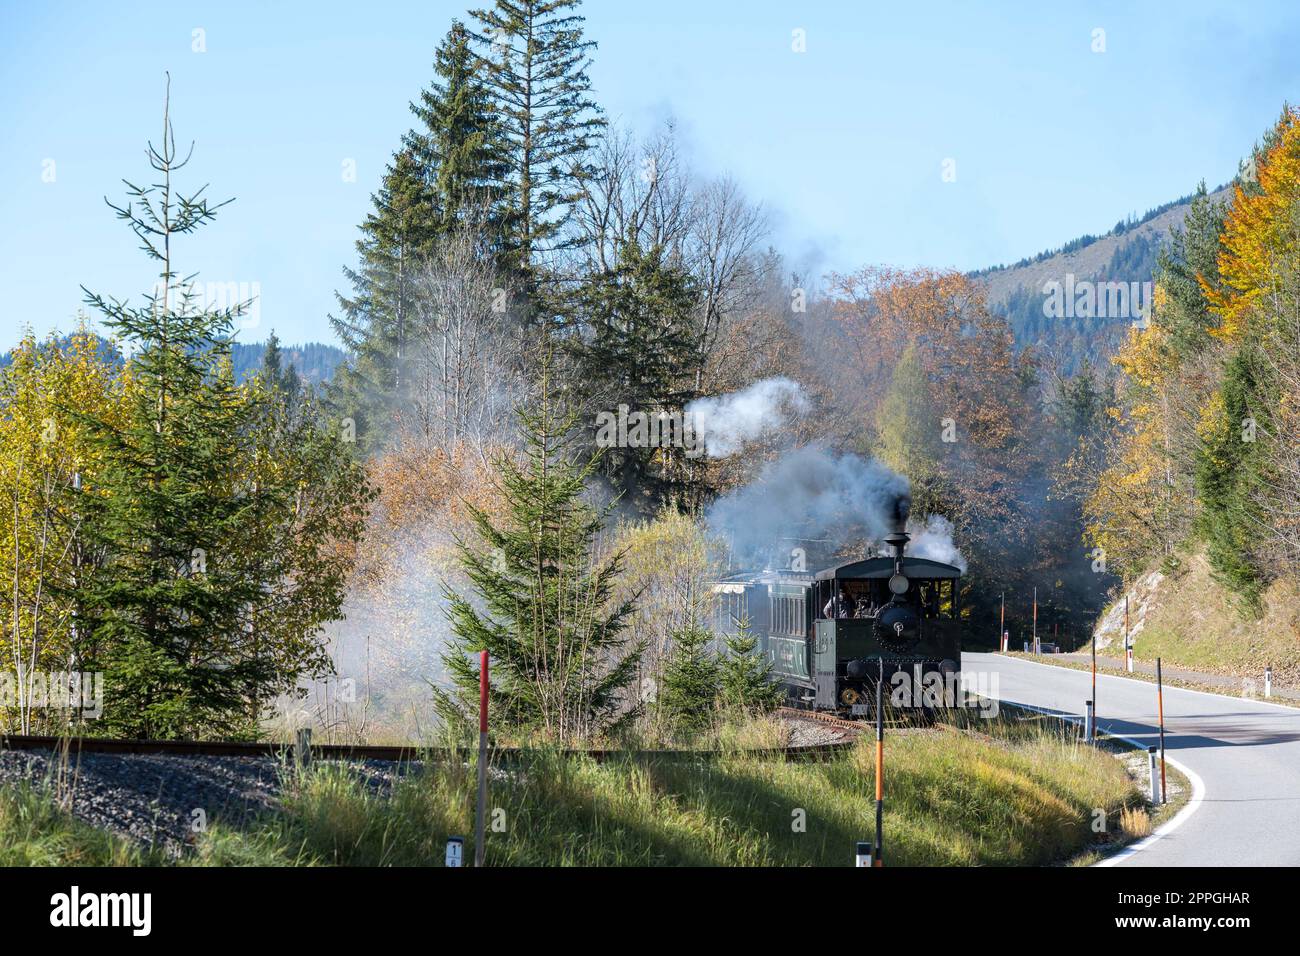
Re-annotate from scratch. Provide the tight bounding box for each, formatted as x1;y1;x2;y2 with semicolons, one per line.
829;268;1041;618
1203;107;1300;342
1078;309;1197;579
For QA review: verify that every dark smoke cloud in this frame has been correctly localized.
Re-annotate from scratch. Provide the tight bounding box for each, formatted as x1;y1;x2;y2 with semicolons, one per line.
705;446;966;571
706;446;906;562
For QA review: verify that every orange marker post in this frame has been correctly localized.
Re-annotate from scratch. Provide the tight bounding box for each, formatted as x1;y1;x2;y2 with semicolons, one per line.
999;592;1005;652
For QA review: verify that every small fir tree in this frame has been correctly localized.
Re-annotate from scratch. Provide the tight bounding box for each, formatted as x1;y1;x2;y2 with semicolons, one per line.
657;624;720;735
434;361;643;743
718;617;783;715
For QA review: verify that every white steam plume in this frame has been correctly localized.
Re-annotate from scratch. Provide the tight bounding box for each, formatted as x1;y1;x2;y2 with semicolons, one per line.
906;514;967;572
686;377;809;457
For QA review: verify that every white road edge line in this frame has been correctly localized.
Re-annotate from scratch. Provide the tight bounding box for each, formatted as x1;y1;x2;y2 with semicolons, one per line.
986;651;1300;714
993;698;1206;867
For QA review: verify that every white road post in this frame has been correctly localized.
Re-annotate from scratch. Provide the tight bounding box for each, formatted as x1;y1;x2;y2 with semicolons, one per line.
855;841;873;867
1085;699;1094;742
1147;746;1162;804
1265;666;1273;699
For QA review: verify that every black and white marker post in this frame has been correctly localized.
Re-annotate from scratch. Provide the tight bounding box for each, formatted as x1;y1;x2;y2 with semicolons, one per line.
874;656;884;867
1091;629;1097;739
446;836;464;868
1156;657;1167;805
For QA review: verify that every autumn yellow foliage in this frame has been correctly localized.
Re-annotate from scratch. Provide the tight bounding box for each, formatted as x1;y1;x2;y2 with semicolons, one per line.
0;328;129;731
1203;107;1300;341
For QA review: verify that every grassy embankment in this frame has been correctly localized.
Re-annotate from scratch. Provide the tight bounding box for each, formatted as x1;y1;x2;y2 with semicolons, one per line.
1;714;1153;867
1104;548;1300;683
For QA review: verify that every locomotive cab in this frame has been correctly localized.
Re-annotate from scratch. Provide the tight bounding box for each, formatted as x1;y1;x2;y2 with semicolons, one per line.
809;557;962;713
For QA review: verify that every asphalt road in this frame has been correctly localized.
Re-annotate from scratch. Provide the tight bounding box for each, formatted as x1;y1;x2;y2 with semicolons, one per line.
966;651;1300;866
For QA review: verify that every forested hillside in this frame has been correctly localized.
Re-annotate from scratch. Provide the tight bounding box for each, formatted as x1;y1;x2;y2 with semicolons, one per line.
230;340;344;384
975;185;1233;373
2;335;343;387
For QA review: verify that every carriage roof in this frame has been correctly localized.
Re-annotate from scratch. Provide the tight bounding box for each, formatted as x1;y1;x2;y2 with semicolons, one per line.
812;556;962;581
710;556;961;592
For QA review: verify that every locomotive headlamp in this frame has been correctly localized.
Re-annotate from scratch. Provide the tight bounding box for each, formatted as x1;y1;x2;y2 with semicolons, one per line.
887;573;909;596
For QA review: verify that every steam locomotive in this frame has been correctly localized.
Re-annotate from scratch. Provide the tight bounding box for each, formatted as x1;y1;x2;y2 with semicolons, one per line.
708;498;963;716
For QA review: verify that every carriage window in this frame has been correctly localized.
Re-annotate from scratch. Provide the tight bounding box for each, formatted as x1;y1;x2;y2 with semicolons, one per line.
715;592;751;633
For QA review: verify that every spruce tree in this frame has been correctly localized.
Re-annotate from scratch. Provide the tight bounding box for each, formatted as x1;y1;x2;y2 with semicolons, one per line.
1154;183;1226;359
657;624;720;735
718;618;783;715
78;82;372;738
329;148;436;452
575;238;700;510
406;19;510;245
434;361;643;743
259;331;302;418
331;20;515;449
469;0;605;295
1195;349;1271;606
78;81;271;737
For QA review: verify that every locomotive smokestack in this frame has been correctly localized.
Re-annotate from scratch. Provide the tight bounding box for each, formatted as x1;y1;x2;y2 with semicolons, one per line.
884;494;911;570
891;495;910;536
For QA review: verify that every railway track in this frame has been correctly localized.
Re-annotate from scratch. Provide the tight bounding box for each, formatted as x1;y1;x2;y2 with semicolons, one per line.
0;729;854;763
776;706;868;735
776;705;944;733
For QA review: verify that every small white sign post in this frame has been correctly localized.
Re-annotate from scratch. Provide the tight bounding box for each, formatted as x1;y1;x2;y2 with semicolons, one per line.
446;836;464;868
1147;747;1162;804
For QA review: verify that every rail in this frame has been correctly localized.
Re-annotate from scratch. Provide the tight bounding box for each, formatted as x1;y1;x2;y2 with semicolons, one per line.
0;725;858;764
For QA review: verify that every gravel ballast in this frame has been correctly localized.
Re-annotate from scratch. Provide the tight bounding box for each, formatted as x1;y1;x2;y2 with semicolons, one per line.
0;749;401;853
1;720;850;853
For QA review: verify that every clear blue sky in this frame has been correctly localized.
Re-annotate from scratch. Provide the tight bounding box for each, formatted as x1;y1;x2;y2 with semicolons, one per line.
2;0;1298;349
